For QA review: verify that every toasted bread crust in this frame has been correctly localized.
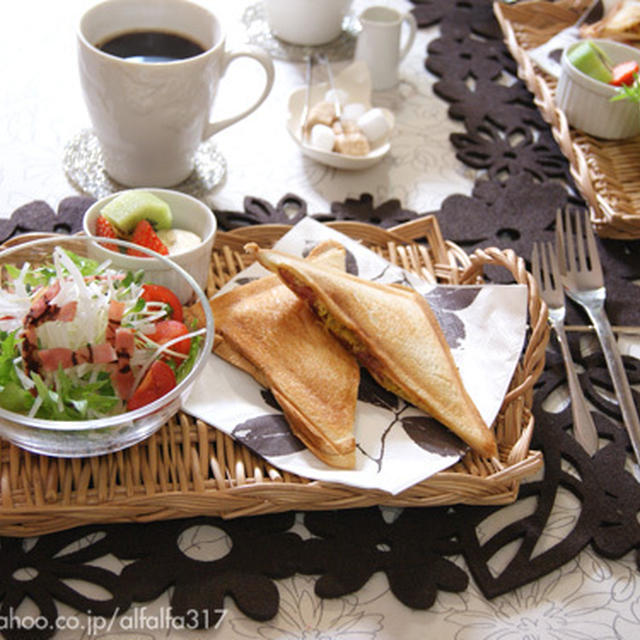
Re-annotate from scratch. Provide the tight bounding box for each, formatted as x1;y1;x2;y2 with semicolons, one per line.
272;387;356;469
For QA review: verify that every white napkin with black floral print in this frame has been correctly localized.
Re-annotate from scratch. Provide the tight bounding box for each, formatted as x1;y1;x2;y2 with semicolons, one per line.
183;218;528;494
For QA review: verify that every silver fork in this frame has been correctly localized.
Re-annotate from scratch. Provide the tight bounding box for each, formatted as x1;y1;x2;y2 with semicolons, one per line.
556;208;640;468
532;241;599;455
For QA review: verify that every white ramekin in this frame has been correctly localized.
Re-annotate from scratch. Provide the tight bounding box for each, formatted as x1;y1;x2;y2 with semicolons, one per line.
83;188;216;303
556;39;640;140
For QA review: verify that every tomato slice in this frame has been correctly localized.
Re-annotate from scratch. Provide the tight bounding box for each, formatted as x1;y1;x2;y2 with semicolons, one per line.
141;283;184;322
127;360;176;411
147;320;191;359
610;60;639;86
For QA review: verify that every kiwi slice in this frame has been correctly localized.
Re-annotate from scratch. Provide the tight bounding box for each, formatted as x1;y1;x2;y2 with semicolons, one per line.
567;41;612;84
101;191;173;234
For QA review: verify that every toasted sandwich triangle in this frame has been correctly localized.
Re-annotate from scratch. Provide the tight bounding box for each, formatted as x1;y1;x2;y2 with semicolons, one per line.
207;241;360;469
248;245;497;459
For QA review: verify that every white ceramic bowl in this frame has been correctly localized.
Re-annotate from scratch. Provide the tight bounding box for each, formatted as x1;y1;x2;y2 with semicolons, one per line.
556;39;640;140
287;61;394;170
83;188;216;303
0;234;214;457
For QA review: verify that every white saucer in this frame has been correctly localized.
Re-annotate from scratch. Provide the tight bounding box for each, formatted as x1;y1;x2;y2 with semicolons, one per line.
241;1;359;62
63;129;227;200
287;61;394;170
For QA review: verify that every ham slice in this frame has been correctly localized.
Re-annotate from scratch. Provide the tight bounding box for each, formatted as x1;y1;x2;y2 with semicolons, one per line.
28;282;61;321
110;328;136;399
57;301;78;322
23;283;78;376
37;343;117;372
106;300;125;343
108;300;125;322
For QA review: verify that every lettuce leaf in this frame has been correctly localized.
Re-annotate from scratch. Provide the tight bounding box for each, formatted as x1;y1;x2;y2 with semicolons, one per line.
30;369;120;420
0;382;34;413
175;333;203;384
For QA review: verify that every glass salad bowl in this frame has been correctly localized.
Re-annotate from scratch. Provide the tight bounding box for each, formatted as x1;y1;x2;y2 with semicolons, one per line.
0;234;214;457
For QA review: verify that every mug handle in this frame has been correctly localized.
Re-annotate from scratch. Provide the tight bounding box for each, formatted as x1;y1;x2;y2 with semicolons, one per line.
398;12;417;62
203;46;275;139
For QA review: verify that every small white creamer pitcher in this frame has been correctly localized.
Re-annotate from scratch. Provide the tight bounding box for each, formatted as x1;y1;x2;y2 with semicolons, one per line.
354;6;417;90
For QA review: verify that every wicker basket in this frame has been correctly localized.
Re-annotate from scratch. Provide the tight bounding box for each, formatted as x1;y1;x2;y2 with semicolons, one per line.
494;0;640;239
0;217;548;536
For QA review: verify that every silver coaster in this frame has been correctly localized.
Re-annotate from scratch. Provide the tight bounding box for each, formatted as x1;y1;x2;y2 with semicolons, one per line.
241;2;359;62
62;129;227;200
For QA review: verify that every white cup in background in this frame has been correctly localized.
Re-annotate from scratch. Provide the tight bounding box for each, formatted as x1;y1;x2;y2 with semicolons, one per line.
264;0;353;46
354;6;417;91
78;0;275;187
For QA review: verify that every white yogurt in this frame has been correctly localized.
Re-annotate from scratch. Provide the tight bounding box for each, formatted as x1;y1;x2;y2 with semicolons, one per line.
156;228;201;255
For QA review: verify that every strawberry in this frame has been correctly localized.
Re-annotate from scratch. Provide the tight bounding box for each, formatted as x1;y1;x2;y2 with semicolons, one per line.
94;215;119;252
127;219;169;257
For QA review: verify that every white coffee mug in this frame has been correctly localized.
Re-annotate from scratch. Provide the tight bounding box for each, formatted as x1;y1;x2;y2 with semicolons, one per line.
265;0;353;46
354;6;417;90
78;0;275;187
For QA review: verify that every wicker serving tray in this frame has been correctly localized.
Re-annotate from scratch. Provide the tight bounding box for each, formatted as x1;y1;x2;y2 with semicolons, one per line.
0;217;547;536
494;0;640;239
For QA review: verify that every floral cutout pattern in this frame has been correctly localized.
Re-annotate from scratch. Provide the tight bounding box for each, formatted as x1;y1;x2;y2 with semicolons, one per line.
299;508;468;609
214;194;308;230
0;529;128;640
0;515;305;640
0;197;94;245
316;194;421;229
113;515;303;628
213;192;421;231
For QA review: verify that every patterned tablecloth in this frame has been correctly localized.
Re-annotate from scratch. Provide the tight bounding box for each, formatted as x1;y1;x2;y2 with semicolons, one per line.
1;1;640;639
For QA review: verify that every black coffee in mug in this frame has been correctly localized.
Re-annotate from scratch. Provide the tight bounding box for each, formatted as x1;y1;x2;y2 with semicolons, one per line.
97;30;205;63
